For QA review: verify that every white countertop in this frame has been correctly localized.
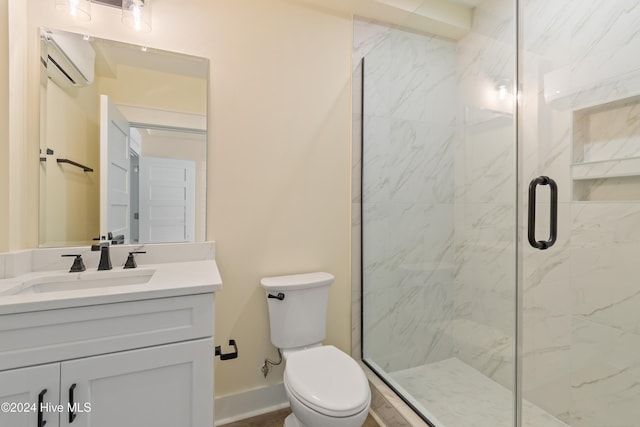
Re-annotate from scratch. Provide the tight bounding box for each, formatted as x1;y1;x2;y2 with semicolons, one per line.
0;260;222;315
0;256;222;315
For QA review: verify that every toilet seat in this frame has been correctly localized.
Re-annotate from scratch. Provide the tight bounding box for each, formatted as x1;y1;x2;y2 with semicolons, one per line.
284;345;370;418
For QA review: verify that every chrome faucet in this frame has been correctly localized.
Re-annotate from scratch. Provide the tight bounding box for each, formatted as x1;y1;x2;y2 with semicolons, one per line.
91;241;112;271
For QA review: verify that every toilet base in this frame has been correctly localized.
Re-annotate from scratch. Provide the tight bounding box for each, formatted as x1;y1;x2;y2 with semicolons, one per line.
285;392;370;427
284;413;305;427
284;371;370;427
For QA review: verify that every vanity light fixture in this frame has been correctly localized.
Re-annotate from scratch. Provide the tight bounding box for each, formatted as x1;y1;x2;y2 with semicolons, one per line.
55;0;91;21
122;0;152;32
57;0;152;32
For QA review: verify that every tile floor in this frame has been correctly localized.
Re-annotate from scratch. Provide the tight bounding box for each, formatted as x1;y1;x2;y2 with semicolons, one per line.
390;358;569;427
220;408;380;427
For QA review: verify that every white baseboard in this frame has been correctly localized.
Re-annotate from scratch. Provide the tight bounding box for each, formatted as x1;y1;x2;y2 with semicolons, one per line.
215;383;289;426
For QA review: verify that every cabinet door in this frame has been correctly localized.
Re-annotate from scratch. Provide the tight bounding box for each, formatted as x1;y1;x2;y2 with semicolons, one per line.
0;364;61;427
59;339;213;427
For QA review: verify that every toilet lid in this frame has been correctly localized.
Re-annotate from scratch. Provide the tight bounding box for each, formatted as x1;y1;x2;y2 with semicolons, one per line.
284;345;370;417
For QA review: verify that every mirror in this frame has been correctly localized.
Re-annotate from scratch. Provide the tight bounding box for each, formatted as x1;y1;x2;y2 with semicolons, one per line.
38;28;208;247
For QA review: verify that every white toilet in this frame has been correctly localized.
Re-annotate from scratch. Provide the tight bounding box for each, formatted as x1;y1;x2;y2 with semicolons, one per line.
261;272;371;427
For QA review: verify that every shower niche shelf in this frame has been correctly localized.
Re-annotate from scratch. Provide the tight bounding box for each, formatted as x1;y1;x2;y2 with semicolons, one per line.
571;95;640;201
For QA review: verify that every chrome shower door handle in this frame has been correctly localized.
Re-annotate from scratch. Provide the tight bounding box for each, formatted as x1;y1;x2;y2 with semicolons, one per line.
528;176;558;250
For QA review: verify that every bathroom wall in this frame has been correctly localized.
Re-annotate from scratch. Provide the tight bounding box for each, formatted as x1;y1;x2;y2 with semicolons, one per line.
6;0;353;404
358;19;457;372
0;0;8;253
5;0;36;252
206;1;352;399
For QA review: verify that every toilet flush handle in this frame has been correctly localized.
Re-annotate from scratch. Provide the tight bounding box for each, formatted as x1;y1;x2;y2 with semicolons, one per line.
268;292;285;301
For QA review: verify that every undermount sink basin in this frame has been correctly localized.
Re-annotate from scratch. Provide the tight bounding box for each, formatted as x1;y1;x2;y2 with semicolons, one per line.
1;269;155;296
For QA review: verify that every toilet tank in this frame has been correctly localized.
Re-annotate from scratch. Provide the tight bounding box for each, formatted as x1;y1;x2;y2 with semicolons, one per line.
260;272;334;350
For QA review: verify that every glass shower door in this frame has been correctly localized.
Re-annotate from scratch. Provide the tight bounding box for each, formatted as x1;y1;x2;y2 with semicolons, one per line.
520;1;640;426
360;1;640;426
358;0;519;425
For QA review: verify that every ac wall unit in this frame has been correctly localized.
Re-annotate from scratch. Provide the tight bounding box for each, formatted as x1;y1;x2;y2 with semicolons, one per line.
41;29;95;88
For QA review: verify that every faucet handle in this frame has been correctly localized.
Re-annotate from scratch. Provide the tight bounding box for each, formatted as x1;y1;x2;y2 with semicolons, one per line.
61;254;86;273
124;251;146;269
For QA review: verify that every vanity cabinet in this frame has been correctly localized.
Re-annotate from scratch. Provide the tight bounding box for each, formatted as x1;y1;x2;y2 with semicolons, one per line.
0;364;61;427
59;339;212;427
0;294;215;427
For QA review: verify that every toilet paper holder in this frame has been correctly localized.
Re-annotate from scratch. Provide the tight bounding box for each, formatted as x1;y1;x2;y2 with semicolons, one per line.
215;339;238;361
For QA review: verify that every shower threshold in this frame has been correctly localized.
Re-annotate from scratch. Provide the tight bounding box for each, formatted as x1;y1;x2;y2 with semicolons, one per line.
384;358;568;427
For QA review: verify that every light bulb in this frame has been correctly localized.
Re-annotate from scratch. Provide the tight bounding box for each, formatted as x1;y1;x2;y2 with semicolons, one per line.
122;0;152;32
55;0;91;21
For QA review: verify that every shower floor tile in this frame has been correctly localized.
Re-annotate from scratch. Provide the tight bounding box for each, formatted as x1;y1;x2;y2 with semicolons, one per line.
389;358;568;427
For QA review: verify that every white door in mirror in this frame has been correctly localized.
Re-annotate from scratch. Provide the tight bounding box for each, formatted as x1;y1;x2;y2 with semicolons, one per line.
100;95;131;244
139;156;196;243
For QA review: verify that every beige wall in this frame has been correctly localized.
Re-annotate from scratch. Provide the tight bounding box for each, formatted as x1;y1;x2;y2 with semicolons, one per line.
0;0;8;252
207;1;352;396
5;0;38;251
10;0;353;398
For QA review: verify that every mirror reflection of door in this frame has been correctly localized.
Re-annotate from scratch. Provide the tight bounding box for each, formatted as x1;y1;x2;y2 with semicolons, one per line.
100;94;131;244
138;156;195;243
38;28;208;248
100;98;203;244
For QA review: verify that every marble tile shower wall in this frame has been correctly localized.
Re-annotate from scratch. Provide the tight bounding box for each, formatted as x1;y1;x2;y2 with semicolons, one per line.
521;1;640;426
451;0;517;390
359;20;457;372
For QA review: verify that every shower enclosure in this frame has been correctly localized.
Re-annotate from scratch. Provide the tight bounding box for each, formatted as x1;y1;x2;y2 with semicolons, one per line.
358;1;640;426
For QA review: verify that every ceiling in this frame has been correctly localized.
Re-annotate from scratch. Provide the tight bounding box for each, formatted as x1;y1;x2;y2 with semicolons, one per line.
92;37;208;80
447;0;482;6
293;0;475;39
94;0;477;40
